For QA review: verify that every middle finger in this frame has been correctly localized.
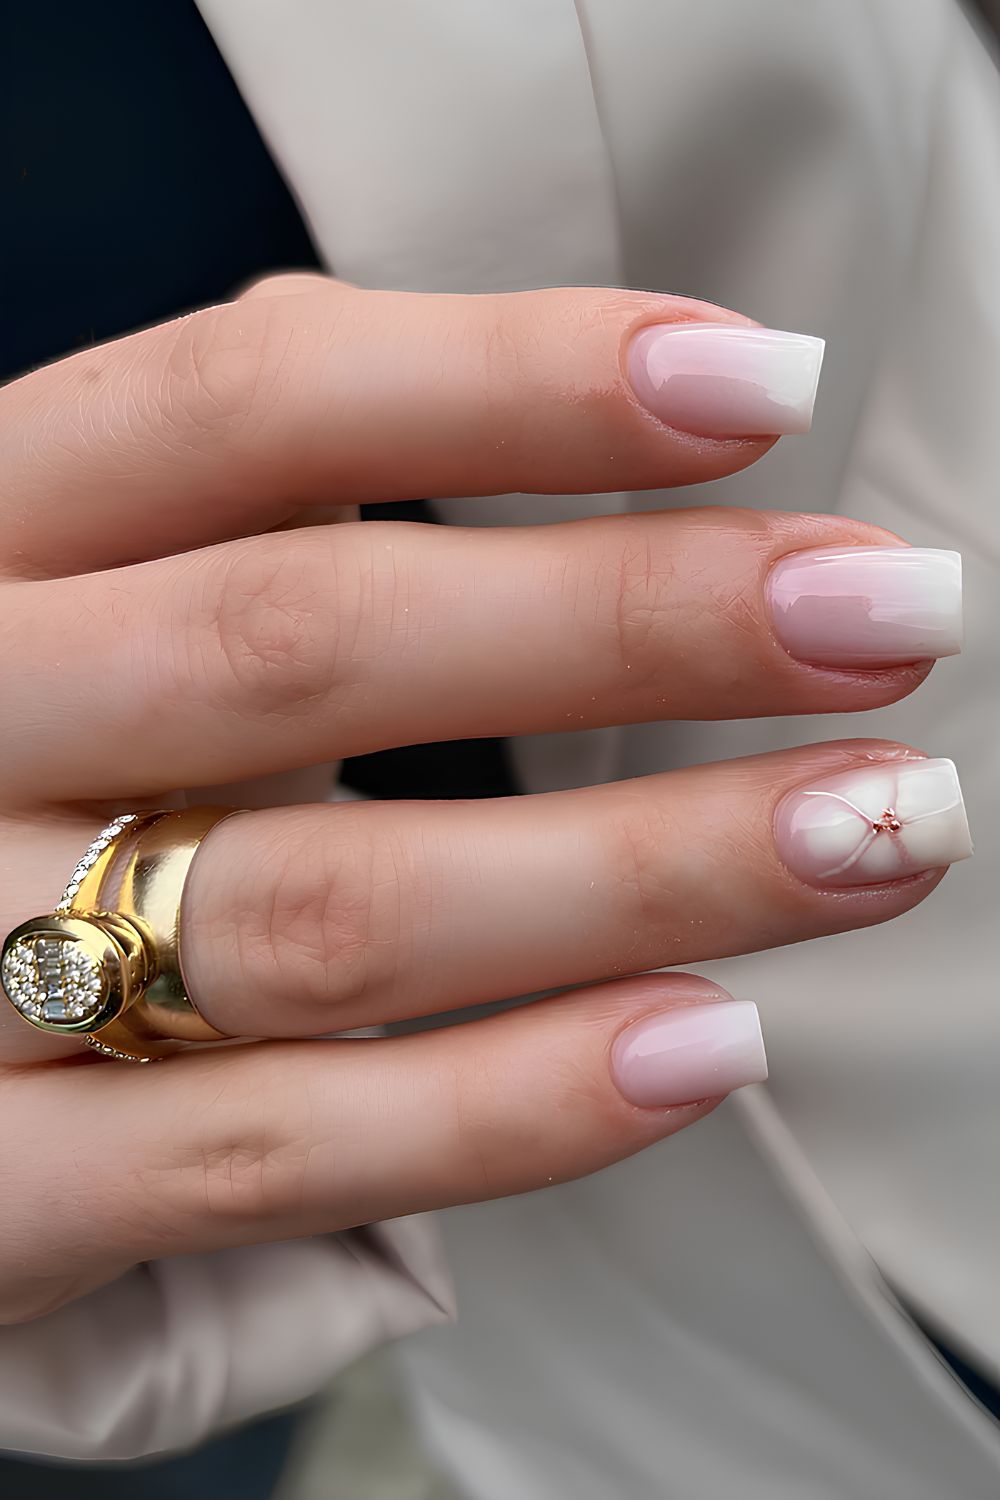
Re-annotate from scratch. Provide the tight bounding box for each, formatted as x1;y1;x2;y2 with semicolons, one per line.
1;510;960;800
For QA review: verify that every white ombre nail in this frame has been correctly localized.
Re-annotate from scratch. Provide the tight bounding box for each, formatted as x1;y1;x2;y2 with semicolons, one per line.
611;1001;768;1107
767;547;963;667
775;757;973;888
627;323;825;437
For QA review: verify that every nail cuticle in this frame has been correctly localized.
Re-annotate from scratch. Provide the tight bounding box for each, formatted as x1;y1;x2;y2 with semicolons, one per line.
777;864;943;899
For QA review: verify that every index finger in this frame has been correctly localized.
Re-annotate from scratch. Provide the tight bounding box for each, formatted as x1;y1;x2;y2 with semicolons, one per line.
0;280;822;576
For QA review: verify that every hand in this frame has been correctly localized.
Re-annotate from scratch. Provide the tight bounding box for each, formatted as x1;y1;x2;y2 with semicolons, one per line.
0;275;967;1323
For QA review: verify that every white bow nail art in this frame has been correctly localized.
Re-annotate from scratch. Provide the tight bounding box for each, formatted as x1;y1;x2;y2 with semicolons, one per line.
775;758;972;887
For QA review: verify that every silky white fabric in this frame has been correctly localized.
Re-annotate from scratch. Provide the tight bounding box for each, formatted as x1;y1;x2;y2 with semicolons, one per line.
5;0;1000;1488
399;1094;1000;1499
0;1219;454;1461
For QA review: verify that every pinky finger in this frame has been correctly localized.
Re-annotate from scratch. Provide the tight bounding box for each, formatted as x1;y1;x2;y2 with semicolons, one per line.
4;976;766;1314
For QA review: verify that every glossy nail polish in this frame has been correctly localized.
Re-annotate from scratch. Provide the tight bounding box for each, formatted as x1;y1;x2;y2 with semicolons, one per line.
611;1000;768;1107
775;757;972;888
627;323;825;437
767;546;962;668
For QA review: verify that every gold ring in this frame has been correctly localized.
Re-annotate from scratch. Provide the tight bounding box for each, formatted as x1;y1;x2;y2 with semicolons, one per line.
0;807;240;1061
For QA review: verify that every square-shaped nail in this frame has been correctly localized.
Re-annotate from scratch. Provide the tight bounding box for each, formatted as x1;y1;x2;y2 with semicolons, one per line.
611;1000;768;1107
627;323;825;437
775;757;972;887
767;546;962;668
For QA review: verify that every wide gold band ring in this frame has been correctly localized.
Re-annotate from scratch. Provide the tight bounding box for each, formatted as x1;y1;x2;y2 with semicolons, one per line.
0;807;241;1062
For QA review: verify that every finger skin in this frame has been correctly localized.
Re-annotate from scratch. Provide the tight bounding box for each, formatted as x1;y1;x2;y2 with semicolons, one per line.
0;510;931;801
178;740;946;1041
0;282;773;577
0;975;729;1324
0;739;944;1065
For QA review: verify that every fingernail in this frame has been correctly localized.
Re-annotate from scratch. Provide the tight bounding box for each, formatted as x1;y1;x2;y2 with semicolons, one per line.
767;546;963;668
611;1000;768;1107
626;322;825;437
775;757;972;888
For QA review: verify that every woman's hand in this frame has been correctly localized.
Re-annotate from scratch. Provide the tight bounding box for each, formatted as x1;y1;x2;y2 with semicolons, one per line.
0;276;968;1323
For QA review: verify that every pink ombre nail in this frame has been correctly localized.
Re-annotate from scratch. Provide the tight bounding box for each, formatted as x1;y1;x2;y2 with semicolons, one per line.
767;546;963;668
611;1001;767;1107
775;758;972;888
627;323;824;437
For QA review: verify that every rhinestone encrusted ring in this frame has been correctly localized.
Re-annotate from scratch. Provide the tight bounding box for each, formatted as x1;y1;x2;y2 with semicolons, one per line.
1;808;237;1061
2;934;105;1026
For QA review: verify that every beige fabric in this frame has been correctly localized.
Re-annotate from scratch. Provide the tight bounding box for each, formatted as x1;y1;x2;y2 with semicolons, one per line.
0;1219;454;1461
5;0;1000;1485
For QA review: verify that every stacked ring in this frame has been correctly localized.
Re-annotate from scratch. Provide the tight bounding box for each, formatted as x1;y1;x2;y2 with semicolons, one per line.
0;807;239;1061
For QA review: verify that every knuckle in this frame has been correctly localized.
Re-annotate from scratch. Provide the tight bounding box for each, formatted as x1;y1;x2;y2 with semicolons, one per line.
157;287;361;453
148;1064;318;1227
448;1046;529;1200
603;798;687;935
238;808;398;1022
159;301;285;443
477;295;540;385
201;536;359;716
191;1128;307;1224
603;522;682;684
448;1038;611;1197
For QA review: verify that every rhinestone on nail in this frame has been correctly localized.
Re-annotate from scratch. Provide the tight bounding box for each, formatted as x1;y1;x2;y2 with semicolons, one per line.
871;808;903;834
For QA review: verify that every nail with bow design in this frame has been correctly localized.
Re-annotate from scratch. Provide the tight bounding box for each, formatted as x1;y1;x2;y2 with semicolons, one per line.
774;758;972;888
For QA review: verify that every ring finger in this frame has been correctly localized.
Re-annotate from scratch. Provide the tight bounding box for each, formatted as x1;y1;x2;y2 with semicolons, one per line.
0;739;971;1060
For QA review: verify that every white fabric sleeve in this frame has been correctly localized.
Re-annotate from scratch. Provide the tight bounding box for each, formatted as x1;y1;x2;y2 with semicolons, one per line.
0;1216;454;1461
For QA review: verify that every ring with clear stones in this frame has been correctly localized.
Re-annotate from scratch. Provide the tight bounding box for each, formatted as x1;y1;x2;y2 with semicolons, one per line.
1;807;240;1061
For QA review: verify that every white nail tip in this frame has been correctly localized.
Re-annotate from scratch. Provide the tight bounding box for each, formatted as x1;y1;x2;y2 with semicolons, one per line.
894;758;973;868
751;329;826;435
629;323;826;438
